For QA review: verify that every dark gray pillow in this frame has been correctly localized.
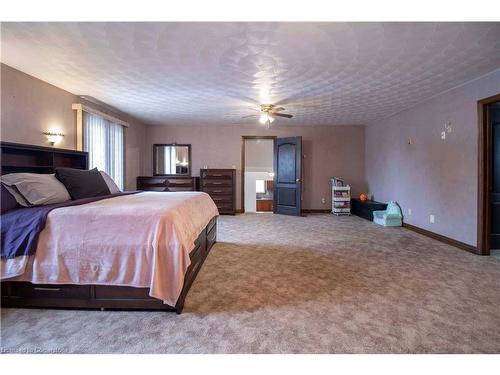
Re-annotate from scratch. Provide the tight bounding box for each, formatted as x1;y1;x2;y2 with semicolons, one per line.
1;184;20;213
55;167;111;200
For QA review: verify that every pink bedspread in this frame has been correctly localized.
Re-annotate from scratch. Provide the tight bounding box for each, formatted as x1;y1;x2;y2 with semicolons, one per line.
1;192;219;306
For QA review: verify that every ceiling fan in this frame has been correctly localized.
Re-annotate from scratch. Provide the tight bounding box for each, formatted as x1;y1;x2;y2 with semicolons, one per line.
242;104;293;128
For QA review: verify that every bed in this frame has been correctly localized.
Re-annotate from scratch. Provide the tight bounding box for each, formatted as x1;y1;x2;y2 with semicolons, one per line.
0;142;218;314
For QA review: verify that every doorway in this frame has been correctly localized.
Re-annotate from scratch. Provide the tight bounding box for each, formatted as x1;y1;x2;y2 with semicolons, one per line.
478;94;500;256
241;135;303;216
241;136;275;213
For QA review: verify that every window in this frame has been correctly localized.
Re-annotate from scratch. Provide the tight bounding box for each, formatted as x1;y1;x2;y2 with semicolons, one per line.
256;180;266;194
162;146;177;175
83;112;125;189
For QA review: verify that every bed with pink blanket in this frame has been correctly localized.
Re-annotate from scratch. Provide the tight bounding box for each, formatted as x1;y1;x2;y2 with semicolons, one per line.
1;191;219;314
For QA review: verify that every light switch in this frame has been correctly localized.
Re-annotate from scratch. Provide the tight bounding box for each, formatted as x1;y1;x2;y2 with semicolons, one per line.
430;214;435;224
441;131;446;140
408;208;412;215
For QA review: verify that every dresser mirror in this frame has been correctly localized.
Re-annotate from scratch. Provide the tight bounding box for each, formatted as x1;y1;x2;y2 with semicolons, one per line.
153;144;192;176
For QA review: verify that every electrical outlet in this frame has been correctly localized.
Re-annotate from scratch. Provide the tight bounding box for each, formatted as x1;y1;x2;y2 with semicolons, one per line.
441;131;446;140
408;208;412;215
430;214;435;224
321;198;326;204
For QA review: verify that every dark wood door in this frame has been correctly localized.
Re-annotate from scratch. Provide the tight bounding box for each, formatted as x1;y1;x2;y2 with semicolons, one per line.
490;103;500;248
273;136;302;216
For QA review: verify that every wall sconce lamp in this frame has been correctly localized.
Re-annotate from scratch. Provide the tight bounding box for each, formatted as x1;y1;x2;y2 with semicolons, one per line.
43;131;65;146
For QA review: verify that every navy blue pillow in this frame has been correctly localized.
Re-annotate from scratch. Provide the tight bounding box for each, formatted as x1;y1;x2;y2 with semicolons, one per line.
1;184;19;213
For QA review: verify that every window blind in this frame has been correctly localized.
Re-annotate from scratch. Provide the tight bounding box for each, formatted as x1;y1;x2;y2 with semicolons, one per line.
83;112;125;190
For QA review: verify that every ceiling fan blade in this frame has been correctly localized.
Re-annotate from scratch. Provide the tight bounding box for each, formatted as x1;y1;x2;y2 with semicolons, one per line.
242;114;259;119
247;107;262;112
272;107;286;112
273;113;293;118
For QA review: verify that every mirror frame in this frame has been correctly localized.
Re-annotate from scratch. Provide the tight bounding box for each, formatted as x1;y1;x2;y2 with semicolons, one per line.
153;143;192;176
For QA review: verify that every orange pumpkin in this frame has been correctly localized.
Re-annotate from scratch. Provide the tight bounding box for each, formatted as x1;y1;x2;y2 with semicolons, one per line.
359;193;369;201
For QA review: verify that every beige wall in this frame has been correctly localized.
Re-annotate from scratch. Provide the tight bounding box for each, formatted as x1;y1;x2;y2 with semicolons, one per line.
366;69;500;246
145;124;367;210
1;63;367;205
1;64;77;149
0;64;148;190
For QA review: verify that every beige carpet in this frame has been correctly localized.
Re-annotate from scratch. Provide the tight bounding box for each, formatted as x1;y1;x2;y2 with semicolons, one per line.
1;213;500;353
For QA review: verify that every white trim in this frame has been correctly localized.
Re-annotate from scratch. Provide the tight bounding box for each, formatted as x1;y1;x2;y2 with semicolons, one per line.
72;103;129;128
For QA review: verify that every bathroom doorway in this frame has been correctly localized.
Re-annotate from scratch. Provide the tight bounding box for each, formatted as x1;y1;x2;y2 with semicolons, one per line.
241;136;275;213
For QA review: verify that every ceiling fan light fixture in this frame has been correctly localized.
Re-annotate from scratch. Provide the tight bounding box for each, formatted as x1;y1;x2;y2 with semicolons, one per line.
259;113;269;124
259;112;275;125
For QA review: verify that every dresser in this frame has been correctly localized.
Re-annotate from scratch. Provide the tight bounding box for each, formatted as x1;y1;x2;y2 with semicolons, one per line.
200;169;236;215
137;176;199;192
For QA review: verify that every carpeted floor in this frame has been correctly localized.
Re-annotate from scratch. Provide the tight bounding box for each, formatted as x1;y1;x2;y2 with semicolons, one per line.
1;213;500;354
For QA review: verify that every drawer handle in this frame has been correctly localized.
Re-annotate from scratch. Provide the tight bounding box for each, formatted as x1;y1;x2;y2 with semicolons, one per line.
212;174;223;177
212;182;222;185
34;287;61;291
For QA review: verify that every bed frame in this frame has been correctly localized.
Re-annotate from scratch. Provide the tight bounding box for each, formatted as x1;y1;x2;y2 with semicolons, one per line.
0;142;216;314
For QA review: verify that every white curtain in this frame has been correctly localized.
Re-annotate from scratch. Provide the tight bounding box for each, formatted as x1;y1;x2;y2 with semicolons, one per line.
83;112;125;190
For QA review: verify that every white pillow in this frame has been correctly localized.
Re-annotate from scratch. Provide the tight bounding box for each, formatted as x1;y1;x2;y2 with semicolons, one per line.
1;173;71;206
100;171;121;194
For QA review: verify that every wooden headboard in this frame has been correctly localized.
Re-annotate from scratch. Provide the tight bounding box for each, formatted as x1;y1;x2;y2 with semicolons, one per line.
0;142;88;175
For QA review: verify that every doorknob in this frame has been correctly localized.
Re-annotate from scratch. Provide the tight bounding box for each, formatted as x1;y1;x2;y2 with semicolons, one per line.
296;178;301;182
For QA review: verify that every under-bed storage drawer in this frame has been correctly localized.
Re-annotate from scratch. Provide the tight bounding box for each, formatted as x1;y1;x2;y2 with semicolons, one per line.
206;216;216;234
189;240;204;263
8;282;91;299
206;221;217;252
94;286;151;300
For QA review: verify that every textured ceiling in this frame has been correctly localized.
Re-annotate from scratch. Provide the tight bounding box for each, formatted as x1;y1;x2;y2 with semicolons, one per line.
1;22;499;126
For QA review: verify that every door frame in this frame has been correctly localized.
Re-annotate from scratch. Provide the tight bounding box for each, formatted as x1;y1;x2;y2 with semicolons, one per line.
478;93;500;256
241;135;277;213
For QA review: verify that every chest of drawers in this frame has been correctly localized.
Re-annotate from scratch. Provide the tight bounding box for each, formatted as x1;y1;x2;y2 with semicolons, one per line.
200;169;236;215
